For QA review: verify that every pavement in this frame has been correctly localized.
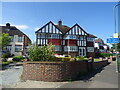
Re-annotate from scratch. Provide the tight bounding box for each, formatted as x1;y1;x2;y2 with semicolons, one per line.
57;61;118;88
0;61;119;88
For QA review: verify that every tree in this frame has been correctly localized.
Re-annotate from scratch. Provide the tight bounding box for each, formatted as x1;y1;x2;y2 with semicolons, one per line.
112;43;120;52
0;33;11;50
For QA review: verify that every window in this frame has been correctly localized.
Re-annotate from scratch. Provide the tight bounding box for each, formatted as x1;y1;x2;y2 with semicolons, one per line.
64;46;78;52
79;47;86;56
54;46;61;51
18;36;23;42
79;36;83;40
87;37;94;42
65;35;77;39
5;45;11;51
10;36;14;42
50;34;60;39
87;47;94;52
15;45;22;52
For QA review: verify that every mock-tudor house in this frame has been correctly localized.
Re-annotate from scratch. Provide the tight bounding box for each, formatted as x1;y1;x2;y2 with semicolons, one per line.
0;23;31;56
95;38;110;53
35;21;97;57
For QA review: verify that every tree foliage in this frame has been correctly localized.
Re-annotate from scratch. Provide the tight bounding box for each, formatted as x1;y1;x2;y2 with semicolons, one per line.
112;43;120;52
0;33;11;50
27;44;55;61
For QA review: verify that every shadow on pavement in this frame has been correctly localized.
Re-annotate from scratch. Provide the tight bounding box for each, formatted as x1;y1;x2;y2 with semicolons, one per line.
74;62;111;82
0;62;23;71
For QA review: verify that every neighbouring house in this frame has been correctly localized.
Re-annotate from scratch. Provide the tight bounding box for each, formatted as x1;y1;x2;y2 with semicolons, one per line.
95;38;110;53
0;23;31;56
35;21;97;57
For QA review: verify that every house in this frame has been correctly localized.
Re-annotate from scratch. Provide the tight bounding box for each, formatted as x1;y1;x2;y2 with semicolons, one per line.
0;23;31;56
35;21;97;57
95;38;110;53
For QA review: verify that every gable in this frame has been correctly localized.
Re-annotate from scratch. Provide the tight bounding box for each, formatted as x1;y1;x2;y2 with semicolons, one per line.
35;21;62;34
66;24;88;35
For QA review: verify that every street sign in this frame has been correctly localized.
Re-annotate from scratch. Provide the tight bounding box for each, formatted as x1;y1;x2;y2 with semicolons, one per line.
107;38;119;43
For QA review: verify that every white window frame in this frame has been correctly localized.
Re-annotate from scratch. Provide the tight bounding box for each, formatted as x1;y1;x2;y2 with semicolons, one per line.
64;46;78;52
15;45;22;52
79;47;86;56
87;47;94;52
54;45;61;51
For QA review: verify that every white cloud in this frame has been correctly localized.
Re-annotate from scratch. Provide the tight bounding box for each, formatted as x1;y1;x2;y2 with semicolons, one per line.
14;25;29;30
0;24;29;30
34;27;40;31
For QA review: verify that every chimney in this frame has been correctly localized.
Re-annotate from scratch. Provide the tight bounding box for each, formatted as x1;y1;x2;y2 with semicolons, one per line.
6;23;10;29
58;20;62;26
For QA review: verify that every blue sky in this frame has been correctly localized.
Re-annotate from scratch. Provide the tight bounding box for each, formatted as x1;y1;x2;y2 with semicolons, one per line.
1;2;118;44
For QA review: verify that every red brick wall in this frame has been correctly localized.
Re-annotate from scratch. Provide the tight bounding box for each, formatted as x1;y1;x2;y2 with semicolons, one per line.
48;39;61;45
87;52;95;58
65;39;77;46
22;60;108;82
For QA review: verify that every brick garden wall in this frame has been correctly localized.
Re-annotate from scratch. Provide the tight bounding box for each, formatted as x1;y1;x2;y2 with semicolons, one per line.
22;60;108;82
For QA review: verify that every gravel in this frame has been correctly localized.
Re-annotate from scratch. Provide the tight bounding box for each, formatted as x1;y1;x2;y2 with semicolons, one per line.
0;64;23;88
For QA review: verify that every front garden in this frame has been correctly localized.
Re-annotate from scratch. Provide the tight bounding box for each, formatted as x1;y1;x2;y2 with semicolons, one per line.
20;44;109;82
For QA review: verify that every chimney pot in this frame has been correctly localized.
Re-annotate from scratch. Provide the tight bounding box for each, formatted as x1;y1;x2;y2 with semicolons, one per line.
58;20;62;26
6;23;10;29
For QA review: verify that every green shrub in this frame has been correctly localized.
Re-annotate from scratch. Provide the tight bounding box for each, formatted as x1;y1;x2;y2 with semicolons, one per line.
27;44;55;61
54;57;72;62
12;56;24;62
95;52;113;58
100;53;113;58
75;56;88;61
1;52;11;58
94;59;100;62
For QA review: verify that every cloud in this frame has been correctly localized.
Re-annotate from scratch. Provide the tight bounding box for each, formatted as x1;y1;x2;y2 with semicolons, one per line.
0;24;29;30
34;27;40;31
15;25;29;30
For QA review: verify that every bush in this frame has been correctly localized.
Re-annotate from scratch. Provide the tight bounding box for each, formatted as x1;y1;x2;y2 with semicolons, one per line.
95;52;113;58
1;52;11;58
75;56;89;61
53;57;72;62
27;44;55;61
100;53;113;58
12;56;24;62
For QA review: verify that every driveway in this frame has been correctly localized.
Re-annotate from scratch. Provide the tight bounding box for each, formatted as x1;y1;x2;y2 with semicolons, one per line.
0;63;23;88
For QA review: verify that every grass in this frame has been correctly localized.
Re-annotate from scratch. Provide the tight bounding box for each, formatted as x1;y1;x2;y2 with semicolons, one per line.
94;59;100;62
0;61;13;66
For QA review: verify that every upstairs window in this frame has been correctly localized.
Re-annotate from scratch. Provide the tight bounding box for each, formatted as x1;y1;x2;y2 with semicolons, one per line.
87;37;94;42
10;36;14;42
65;35;77;39
50;34;60;39
18;36;23;42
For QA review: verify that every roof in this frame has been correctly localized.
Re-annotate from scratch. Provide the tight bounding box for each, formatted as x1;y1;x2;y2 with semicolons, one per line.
0;25;31;42
35;21;97;38
88;33;97;38
95;38;104;43
55;25;70;33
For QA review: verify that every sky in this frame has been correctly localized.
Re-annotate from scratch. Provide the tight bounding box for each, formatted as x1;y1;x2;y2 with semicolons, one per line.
1;2;119;45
